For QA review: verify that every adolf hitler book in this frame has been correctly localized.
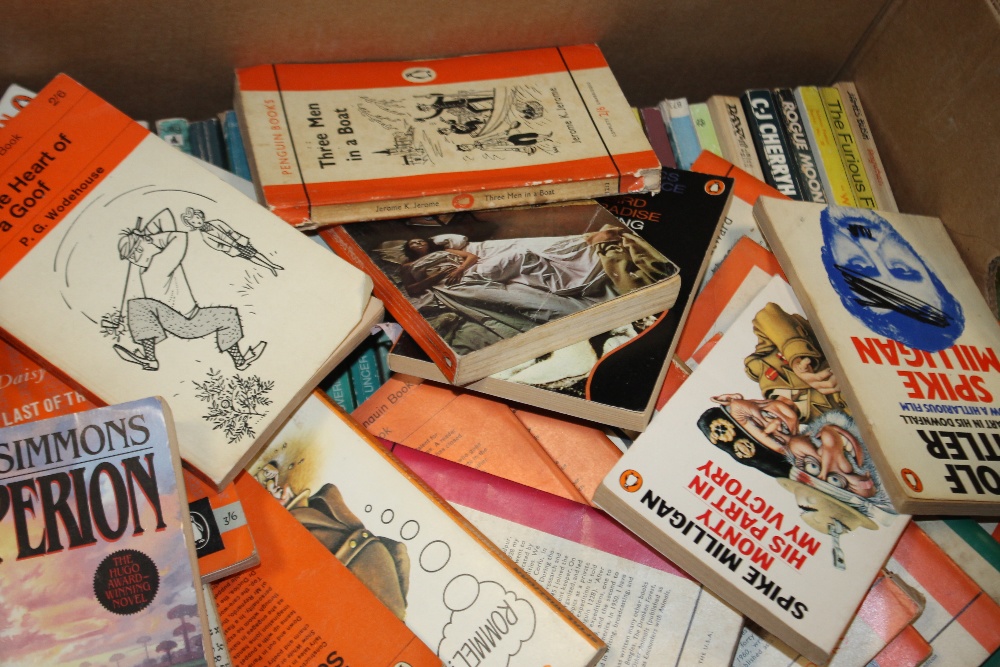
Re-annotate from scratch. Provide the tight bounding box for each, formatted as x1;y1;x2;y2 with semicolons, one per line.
754;198;1000;515
0;73;382;490
212;472;441;667
323;201;681;385
245;390;608;667
594;276;910;665
235;45;660;228
387;167;732;430
0;397;212;666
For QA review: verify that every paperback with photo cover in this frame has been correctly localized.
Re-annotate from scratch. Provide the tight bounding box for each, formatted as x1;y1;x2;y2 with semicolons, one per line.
595;276;909;664
387;168;731;431
0;74;379;490
246;391;607;667
754;198;1000;514
0;397;211;666
235;45;660;227
324;201;681;384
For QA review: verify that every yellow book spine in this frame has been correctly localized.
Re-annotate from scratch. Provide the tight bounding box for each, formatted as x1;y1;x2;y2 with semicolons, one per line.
798;86;856;206
820;86;878;209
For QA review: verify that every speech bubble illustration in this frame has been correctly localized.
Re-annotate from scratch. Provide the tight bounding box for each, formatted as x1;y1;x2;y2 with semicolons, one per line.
438;576;536;667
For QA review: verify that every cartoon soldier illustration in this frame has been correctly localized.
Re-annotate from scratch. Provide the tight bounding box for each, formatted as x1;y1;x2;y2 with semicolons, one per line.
696;302;896;570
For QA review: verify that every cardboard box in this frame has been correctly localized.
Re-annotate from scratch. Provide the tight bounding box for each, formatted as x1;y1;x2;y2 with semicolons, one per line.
1;0;997;310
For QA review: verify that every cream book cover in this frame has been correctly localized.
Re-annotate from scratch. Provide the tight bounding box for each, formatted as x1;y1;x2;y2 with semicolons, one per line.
754;199;1000;514
246;391;607;667
0;74;375;489
595;276;909;664
235;45;659;227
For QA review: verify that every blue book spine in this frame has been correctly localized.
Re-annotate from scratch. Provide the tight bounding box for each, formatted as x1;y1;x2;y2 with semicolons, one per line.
189;118;228;169
348;345;382;406
662;98;701;170
320;365;356;412
221;109;253;181
373;332;394;384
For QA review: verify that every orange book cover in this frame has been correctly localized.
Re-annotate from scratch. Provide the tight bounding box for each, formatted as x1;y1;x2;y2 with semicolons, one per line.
352;374;588;503
183;470;259;583
656;235;784;409
887;523;1000;665
247;391;607;666
234;45;660;228
510;407;623;501
867;626;932;667
689;149;787;289
0;334;93;426
212;473;440;667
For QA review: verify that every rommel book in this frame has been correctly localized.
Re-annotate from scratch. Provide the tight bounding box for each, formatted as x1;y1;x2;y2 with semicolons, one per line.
234;45;660;228
0;397;212;666
0;74;381;490
212;472;441;667
754;198;1000;514
387;168;732;430
594;276;910;665
246;391;607;667
323;201;681;385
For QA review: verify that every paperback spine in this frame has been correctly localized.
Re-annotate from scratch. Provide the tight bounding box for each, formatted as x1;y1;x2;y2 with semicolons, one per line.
740;89;804;200
773;88;827;204
820;86;878;209
834;81;898;212
795;86;855;206
640;106;677;169
707;95;764;180
660;97;701;170
690;101;723;159
220;109;253;181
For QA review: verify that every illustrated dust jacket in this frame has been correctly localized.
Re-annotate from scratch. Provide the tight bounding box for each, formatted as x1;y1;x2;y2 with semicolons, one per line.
213;472;441;667
235;45;660;227
246;391;607;667
324;201;680;385
0;74;374;489
387;167;731;431
595;276;909;664
0;397;211;667
754;199;1000;514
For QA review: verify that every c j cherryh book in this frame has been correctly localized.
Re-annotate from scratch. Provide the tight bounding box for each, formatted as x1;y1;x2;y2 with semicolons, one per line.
234;45;661;228
0;397;212;667
0;73;382;491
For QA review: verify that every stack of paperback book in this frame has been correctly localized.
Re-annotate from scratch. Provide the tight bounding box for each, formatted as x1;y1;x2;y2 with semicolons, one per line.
3;39;1000;667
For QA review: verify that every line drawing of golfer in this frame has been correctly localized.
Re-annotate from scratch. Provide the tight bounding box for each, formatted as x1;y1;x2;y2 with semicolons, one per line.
180;207;283;277
103;208;266;372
